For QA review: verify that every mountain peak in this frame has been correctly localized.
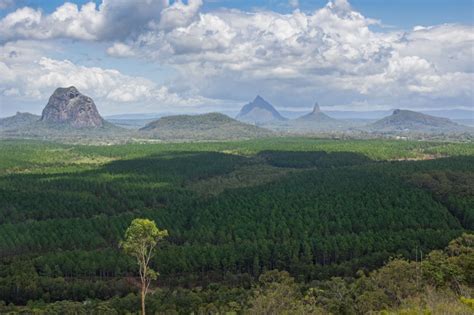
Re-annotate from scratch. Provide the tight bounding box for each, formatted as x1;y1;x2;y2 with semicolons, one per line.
296;102;336;123
41;87;103;128
236;96;286;123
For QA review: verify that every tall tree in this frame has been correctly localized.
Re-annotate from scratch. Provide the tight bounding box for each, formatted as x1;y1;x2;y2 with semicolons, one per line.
121;218;168;315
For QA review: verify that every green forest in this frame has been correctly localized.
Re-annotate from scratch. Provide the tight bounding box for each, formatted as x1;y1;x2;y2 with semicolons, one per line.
0;138;473;314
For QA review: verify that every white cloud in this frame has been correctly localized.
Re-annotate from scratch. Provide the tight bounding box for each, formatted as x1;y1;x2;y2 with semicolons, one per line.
158;0;202;31
0;0;473;111
106;42;135;57
0;4;101;41
0;41;210;115
397;24;474;73
0;0;200;42
109;0;471;109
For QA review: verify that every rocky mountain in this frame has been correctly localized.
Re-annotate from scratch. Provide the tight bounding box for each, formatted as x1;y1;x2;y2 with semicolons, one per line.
140;112;272;140
236;96;286;124
368;109;468;133
0;112;40;130
295;103;337;122
41;87;103;128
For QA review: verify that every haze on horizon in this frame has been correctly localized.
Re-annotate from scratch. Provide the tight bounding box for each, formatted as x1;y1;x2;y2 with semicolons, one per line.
0;0;473;117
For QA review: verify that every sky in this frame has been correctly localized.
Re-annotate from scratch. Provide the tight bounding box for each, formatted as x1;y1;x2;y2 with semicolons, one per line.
0;0;473;116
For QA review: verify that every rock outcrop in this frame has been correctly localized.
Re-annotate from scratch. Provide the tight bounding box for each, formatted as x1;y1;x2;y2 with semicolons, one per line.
41;87;103;128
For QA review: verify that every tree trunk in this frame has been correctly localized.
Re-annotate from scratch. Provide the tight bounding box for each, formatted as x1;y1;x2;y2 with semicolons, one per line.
141;285;146;315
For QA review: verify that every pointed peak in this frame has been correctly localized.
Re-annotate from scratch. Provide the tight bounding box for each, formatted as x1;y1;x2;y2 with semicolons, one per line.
254;95;265;102
237;95;286;122
312;102;321;113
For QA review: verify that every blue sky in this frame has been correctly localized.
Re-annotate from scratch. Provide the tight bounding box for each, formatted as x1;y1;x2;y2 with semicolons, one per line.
3;0;473;28
0;0;473;116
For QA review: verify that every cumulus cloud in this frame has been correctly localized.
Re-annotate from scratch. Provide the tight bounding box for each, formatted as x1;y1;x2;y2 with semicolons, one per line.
107;0;471;109
0;0;201;42
0;4;100;41
106;42;135;57
1;0;473;111
158;0;202;31
397;24;474;73
0;41;209;115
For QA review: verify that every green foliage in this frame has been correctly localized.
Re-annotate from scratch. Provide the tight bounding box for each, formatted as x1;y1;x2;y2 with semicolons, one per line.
422;233;474;291
1;234;472;314
121;218;168;263
460;296;474;310
0;138;472;313
121;218;167;314
248;270;323;314
410;171;474;229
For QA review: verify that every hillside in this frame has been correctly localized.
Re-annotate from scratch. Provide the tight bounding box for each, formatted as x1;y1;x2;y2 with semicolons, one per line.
236;96;286;124
0;112;40;130
140;112;273;140
368;109;470;133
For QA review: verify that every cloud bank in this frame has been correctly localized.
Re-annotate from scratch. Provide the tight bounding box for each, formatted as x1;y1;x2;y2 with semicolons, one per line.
0;0;472;114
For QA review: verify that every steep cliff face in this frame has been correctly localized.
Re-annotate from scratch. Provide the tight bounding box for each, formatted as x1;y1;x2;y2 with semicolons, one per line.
41;87;103;128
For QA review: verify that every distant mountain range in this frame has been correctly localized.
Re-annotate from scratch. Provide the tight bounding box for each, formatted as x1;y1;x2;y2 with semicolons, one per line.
1;88;472;141
101;108;473;122
275;109;472;122
140;112;272;140
232;97;473;135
